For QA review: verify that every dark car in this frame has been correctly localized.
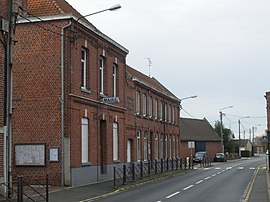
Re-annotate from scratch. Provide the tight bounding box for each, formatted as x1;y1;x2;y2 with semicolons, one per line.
193;151;208;163
214;153;227;162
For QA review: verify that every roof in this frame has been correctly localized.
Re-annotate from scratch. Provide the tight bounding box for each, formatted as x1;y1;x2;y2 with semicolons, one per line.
180;118;221;141
27;0;82;18
24;0;128;54
233;139;252;147
126;65;180;102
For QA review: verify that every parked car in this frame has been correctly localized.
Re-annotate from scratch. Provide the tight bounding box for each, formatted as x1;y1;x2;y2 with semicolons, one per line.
193;151;208;163
214;153;227;162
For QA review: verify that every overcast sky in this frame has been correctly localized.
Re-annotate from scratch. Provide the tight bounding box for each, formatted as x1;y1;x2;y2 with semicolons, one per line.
66;0;270;139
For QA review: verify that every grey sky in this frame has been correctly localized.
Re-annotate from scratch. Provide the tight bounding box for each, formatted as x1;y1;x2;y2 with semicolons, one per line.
67;0;270;138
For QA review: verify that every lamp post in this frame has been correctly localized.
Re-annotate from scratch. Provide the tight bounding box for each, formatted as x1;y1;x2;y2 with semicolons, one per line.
219;106;233;153
179;95;197;157
180;95;197;110
76;4;121;39
238;116;249;158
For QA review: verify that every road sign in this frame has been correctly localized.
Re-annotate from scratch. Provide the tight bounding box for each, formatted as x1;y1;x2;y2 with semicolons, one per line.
262;135;268;142
188;141;195;149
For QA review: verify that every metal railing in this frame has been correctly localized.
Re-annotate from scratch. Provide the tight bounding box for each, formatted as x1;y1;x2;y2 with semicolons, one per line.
0;174;49;202
113;157;193;188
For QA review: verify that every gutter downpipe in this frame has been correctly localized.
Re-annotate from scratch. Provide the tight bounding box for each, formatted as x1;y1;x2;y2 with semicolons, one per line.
61;21;72;187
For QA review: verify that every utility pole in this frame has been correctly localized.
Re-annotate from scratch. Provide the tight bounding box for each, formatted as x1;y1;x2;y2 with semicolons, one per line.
220;111;224;153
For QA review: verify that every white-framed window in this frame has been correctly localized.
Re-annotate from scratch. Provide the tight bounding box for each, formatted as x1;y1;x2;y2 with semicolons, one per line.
175;136;179;157
81;48;87;89
164;134;168;158
160;101;163;121
172;106;175;124
173;136;176;158
164;103;167;122
143;94;147;117
81;118;89;163
99;57;104;94
154;98;158;120
149;96;152;118
160;134;163;159
168;105;171;123
144;132;148;161
137;131;141;161
113;64;117;97
113;123;118;161
155;133;159;159
136;91;140;115
169;135;172;159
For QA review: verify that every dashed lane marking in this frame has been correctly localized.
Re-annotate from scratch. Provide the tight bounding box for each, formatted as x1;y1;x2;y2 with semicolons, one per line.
183;185;194;191
195;180;203;184
166;191;180;199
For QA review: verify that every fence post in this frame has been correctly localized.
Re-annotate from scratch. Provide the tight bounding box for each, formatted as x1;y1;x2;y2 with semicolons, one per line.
17;176;23;202
176;157;178;170
132;163;135;182
166;158;169;171
148;160;151;176
140;162;143;178
123;165;127;185
180;157;183;170
46;173;49;202
155;159;157;175
161;158;163;173
172;158;174;170
113;167;116;188
184;158;187;170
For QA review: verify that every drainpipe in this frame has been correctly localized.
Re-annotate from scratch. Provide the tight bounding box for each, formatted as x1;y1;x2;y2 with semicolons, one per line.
61;21;71;186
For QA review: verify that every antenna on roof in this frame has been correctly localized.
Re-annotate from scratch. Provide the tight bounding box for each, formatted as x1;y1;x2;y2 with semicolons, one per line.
146;57;152;77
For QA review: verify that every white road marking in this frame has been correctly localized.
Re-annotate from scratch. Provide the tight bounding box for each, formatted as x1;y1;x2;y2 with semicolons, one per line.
238;167;244;170
166;191;180;199
203;168;210;170
226;167;232;170
215;167;221;170
195;180;203;184
249;167;255;170
204;176;211;180
217;172;222;175
183;185;194;191
211;174;217;177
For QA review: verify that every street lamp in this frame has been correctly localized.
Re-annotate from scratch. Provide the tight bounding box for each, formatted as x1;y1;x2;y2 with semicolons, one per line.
180;95;197;110
219;106;233;153
76;4;121;39
238;116;250;158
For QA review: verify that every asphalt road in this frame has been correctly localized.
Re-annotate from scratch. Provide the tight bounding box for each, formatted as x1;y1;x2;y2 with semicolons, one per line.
96;156;267;202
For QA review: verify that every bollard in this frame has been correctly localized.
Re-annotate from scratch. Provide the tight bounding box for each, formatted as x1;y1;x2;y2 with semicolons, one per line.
167;158;169;171
17;176;23;202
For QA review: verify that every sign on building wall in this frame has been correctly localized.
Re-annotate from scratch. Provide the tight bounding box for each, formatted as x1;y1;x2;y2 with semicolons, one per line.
15;144;45;166
102;97;120;104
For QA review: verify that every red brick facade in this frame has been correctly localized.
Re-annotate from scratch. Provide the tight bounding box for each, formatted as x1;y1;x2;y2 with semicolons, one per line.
12;4;128;185
0;0;9;185
125;66;181;162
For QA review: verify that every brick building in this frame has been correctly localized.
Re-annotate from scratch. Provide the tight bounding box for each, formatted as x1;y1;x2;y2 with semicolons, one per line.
12;0;128;186
179;118;222;159
125;66;181;162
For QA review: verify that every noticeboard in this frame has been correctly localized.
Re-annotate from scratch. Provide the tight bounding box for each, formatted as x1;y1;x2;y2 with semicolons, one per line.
15;144;46;166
